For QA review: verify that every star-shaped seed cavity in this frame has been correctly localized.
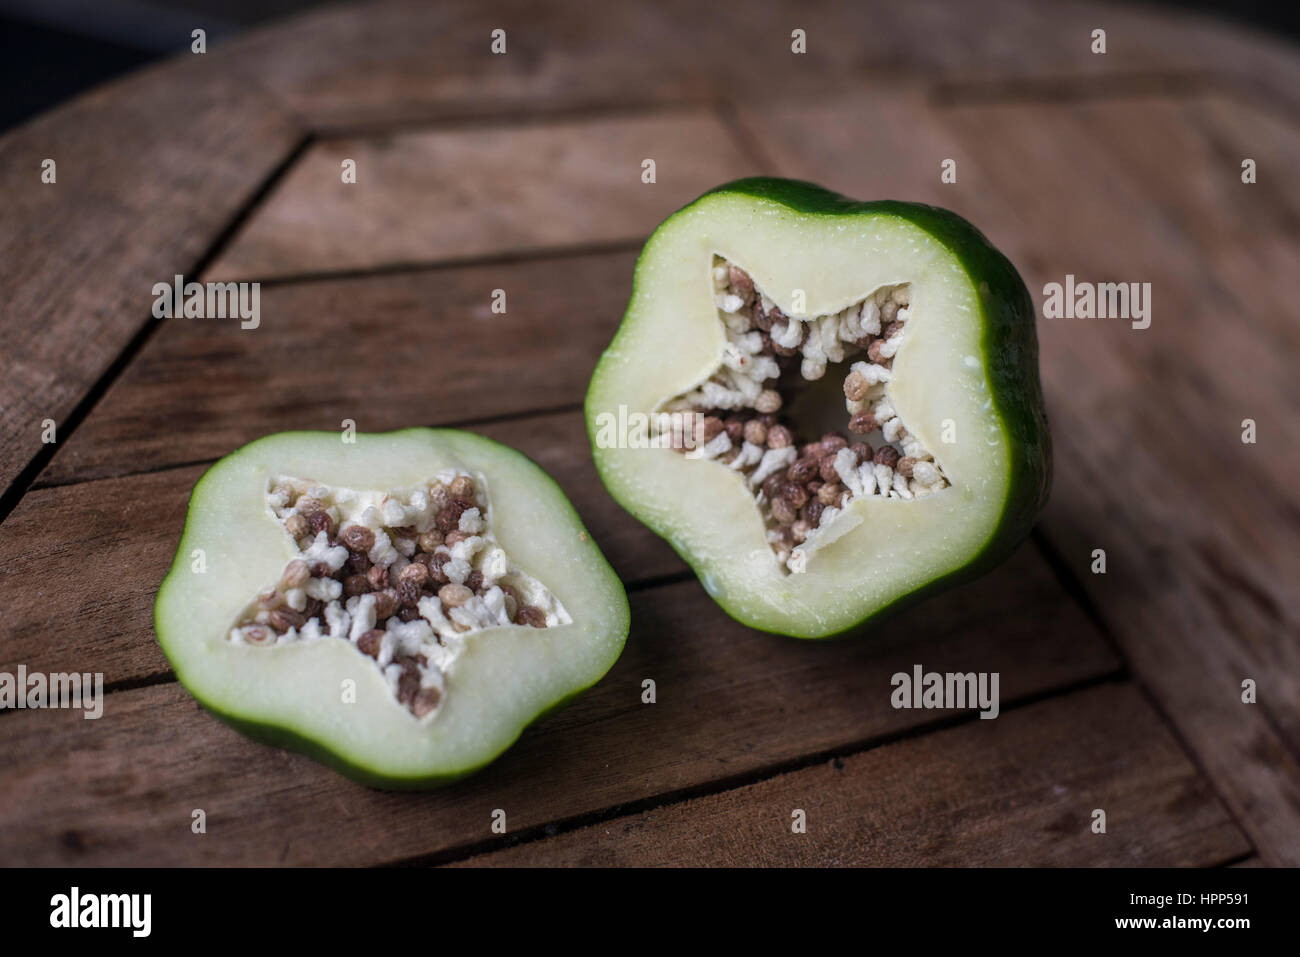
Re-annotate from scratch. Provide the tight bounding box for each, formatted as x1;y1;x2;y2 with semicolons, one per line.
231;473;570;718
657;256;950;574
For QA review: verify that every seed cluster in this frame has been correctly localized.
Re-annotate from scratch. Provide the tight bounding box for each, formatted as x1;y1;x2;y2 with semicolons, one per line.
661;259;949;572
232;473;564;718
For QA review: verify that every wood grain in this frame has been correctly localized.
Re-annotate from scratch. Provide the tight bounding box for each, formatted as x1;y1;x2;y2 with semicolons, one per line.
0;409;684;685
454;683;1249;867
212;0;1300;131
0;545;1117;865
204;111;755;281
0;54;300;503
36;250;638;487
740;88;1300;863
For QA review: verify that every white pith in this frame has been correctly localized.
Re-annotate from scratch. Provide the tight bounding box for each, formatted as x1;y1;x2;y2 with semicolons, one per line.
231;473;570;718
657;257;950;574
586;193;1011;638
156;430;628;780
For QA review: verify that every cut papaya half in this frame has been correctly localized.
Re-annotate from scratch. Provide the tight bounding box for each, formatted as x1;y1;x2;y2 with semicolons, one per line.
586;178;1050;638
154;429;629;788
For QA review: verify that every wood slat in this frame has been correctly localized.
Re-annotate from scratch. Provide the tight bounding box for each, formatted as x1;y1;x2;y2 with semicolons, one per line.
0;53;300;503
740;88;1300;863
203;111;755;281
36;250;638;487
0;410;683;686
455;683;1249;867
211;0;1300;131
0;545;1117;865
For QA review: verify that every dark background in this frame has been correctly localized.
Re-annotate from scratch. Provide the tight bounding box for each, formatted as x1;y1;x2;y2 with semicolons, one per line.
1;0;1298;133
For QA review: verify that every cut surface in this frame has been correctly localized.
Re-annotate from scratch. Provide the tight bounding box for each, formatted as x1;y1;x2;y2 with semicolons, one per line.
156;429;628;787
658;257;950;574
587;180;1049;638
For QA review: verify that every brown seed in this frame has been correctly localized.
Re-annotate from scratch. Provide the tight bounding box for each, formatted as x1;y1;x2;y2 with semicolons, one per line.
755;389;782;414
373;589;399;620
728;264;755;305
399;562;429;587
356;629;384;658
435;501;468;533
771;497;798;526
345;551;369;574
700;416;724;442
397;579;422;607
343;574;370;598
428;484;451;511
303;598;324;621
867;339;887;363
294;496;325;516
366;564;388;591
766;424;793;448
341;525;375;552
818;482;843;507
516;605;547;628
389;524;417;540
268;608;302;633
821;432;848;452
819;455;840;483
787;458;818;484
761;472;786;502
843;369;870;402
781;483;809;510
896;456;917;478
426;553;451;584
884;320;904;339
284;513;310;541
874;445;900;468
281;559;310;589
398;606;420;622
445;530;470;546
438;583;473;608
309;511;336;539
310;561;334;579
742;419;768;446
803;500;825;525
724;417;745;443
850;442;872;464
799;441;822;459
417;530;443;553
397;663;421;705
412;686;442;718
449;476;476;501
849;411;877;434
466;569;485;593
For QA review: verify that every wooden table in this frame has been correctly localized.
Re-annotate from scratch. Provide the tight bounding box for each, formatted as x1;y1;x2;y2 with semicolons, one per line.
1;0;1297;867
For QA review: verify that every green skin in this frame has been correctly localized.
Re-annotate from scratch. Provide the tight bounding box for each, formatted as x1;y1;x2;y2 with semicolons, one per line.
154;428;630;789
586;178;1052;639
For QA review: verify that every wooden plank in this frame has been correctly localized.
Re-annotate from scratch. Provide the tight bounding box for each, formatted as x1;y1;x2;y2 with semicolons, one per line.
211;0;1300;131
0;410;684;685
37;251;639;487
0;545;1118;865
455;683;1249;866
0;53;300;504
741;88;1300;863
203;111;755;281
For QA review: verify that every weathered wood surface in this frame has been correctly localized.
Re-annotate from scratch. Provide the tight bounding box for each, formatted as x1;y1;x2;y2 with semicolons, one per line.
456;684;1249;867
2;0;1297;866
0;547;1119;865
0;55;300;506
